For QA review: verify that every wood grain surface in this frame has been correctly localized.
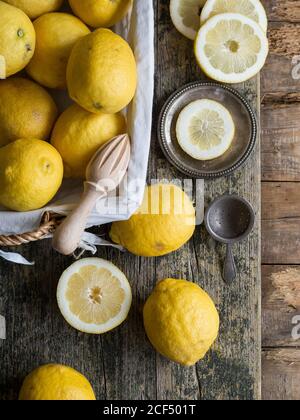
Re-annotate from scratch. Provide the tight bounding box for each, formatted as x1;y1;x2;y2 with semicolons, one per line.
262;348;300;400
0;0;262;400
262;265;300;347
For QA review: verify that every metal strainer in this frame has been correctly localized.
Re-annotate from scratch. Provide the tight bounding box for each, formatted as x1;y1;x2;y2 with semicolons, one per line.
205;195;255;284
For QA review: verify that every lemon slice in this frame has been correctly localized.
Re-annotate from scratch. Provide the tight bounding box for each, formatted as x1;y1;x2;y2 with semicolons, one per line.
170;0;207;40
57;258;132;334
200;0;268;32
0;55;6;79
176;99;235;160
195;13;269;83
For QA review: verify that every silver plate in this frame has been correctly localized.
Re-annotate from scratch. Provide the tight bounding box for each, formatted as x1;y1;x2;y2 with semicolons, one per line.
158;82;257;179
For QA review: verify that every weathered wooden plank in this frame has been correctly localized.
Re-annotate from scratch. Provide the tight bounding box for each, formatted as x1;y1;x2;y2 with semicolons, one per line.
260;0;300;401
262;22;300;97
261;103;300;181
262;349;300;400
269;23;300;57
0;0;261;401
262;182;300;219
262;265;300;347
262;182;300;264
262;0;300;22
0;239;159;401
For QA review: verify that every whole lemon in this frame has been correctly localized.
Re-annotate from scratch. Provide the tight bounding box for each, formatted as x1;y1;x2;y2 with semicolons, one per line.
0;138;63;212
110;184;196;257
0;78;58;147
69;0;132;28
51;104;126;178
67;28;137;114
26;13;90;89
0;1;35;78
3;0;63;19
144;279;220;366
19;364;96;400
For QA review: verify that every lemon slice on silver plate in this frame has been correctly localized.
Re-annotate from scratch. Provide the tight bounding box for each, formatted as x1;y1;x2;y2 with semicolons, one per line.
176;99;235;160
170;0;207;40
200;0;268;32
195;13;269;84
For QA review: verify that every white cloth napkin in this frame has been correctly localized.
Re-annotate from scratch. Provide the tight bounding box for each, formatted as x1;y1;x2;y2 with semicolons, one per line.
0;0;155;264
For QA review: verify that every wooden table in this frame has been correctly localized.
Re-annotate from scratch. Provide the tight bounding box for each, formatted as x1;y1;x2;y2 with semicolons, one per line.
3;0;295;401
261;0;300;401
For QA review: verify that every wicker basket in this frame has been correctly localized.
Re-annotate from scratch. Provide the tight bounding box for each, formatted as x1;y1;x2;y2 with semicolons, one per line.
0;212;62;247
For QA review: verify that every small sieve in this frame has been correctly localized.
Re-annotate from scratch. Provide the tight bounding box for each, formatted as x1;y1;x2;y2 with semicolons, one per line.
205;195;255;284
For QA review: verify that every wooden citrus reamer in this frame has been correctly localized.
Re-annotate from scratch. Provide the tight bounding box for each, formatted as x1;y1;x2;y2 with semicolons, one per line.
52;134;131;256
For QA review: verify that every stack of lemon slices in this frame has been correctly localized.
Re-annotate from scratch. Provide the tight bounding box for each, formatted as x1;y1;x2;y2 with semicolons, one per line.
170;0;269;84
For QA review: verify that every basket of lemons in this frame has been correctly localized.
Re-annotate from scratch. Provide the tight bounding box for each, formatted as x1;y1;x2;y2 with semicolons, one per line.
0;0;154;251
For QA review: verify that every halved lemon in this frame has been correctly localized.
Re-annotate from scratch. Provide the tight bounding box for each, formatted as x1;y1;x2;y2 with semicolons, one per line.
170;0;207;40
200;0;268;32
176;99;235;160
195;13;269;84
57;258;132;334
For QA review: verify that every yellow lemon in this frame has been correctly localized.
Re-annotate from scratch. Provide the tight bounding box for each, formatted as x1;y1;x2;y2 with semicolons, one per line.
0;1;35;78
110;184;196;257
0;78;58;147
27;13;90;89
3;0;63;19
144;279;220;366
57;258;132;334
51;104;126;178
19;364;96;400
67;28;137;114
0;138;63;212
69;0;132;28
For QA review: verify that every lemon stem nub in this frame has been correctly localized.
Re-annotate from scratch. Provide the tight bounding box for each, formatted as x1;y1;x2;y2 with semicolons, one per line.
17;28;25;38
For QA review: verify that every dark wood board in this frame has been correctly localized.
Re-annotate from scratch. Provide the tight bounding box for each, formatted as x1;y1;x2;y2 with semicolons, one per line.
0;0;261;400
260;0;300;400
262;265;300;347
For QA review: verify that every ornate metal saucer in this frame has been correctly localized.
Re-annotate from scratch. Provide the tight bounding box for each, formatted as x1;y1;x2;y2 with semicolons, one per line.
158;81;258;179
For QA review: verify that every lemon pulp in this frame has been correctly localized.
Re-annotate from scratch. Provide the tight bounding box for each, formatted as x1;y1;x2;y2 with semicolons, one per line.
66;266;126;325
170;0;206;40
176;99;235;160
200;0;268;32
57;258;132;334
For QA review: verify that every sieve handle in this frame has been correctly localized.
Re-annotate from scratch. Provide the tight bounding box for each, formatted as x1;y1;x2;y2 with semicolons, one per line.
223;244;237;284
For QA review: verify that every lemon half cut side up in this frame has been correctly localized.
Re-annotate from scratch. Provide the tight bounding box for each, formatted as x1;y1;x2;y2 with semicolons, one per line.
0;56;6;79
176;99;235;160
57;258;132;334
